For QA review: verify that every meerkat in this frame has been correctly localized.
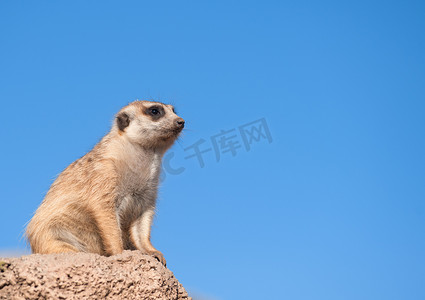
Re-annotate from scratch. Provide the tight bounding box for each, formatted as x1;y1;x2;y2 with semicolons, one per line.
26;100;185;266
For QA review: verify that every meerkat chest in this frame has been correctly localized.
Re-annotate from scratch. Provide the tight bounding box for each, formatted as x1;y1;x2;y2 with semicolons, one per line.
120;153;161;193
115;153;162;226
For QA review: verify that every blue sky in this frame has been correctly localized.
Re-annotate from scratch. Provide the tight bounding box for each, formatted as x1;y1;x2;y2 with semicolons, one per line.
1;1;425;299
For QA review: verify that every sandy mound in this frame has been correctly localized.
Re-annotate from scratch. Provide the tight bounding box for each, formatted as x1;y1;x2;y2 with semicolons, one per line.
0;250;190;299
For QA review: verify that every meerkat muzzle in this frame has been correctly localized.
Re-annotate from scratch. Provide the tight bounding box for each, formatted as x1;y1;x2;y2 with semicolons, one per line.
175;118;185;130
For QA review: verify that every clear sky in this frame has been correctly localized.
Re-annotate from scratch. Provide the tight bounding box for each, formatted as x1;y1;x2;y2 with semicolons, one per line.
1;1;424;299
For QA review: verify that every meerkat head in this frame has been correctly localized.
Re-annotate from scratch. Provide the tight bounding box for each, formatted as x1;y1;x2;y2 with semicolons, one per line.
114;101;185;150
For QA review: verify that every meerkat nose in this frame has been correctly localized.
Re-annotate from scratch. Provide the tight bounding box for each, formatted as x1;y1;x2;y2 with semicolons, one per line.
176;118;185;128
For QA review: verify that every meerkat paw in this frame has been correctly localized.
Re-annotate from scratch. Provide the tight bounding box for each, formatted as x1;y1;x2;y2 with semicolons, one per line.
148;250;166;267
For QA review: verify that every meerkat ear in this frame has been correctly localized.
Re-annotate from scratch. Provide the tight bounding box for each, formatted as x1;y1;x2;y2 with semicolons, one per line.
117;112;130;131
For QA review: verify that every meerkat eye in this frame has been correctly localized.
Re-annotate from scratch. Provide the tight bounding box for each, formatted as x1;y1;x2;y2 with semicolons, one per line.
145;106;164;119
150;108;160;115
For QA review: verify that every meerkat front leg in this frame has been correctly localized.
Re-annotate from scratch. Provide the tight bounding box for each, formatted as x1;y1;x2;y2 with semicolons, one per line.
130;209;166;266
93;208;124;256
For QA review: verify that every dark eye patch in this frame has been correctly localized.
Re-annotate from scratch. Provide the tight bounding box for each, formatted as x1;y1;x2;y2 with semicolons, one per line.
145;105;165;121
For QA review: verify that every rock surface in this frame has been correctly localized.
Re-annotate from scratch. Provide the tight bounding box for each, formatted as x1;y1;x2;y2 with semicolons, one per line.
0;250;190;300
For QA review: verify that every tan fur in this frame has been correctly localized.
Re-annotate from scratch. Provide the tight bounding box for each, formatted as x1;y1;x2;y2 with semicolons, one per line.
26;101;184;265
